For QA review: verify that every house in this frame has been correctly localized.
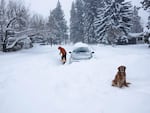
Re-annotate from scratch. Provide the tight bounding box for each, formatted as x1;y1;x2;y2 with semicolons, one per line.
127;33;145;44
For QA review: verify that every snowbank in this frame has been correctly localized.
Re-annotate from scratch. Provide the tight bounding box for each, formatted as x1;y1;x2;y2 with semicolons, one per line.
0;44;150;113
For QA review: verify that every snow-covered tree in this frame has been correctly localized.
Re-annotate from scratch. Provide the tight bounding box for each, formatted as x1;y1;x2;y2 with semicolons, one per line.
141;0;150;48
70;0;84;43
70;1;78;43
6;0;29;31
82;0;101;43
75;0;84;43
141;0;150;10
130;6;143;33
47;0;68;44
147;15;150;29
95;0;132;44
0;0;6;50
30;14;45;30
0;0;30;52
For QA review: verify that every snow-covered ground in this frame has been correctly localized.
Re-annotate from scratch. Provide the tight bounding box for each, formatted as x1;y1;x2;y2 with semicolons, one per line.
0;44;150;113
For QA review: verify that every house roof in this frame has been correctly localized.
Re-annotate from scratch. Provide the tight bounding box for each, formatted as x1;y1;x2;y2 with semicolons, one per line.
128;33;144;39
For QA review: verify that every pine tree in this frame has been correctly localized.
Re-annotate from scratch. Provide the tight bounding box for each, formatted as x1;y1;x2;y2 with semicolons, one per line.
141;0;150;10
83;0;100;43
75;0;84;43
70;1;78;43
95;0;132;44
94;0;108;43
130;6;143;33
30;14;45;30
147;15;150;29
70;0;84;43
47;0;68;44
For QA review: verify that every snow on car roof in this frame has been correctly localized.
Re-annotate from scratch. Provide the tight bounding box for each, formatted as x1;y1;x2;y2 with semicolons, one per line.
72;42;93;51
73;42;88;48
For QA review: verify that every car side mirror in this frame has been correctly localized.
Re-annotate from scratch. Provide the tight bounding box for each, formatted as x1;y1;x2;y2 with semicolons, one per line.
69;51;72;54
92;51;94;54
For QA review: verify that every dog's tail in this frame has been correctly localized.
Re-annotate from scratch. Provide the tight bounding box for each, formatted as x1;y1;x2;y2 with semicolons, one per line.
125;82;131;87
126;82;131;85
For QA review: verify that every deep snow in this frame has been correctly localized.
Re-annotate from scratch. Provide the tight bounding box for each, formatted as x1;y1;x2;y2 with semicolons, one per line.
0;44;150;113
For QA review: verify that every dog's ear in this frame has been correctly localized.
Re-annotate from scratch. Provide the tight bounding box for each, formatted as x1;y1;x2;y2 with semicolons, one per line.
124;66;126;70
118;66;121;71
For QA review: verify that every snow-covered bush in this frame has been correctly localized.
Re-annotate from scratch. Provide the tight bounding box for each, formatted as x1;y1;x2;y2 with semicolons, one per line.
6;36;33;51
19;37;33;49
116;35;128;45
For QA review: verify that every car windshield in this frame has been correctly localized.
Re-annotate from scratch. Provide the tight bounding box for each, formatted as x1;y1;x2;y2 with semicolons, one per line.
73;47;90;53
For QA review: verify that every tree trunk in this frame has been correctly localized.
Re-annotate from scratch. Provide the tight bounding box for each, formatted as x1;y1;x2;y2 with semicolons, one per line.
2;43;7;52
2;30;8;52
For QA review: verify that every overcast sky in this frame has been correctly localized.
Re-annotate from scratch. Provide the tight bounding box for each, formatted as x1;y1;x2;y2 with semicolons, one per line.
24;0;73;22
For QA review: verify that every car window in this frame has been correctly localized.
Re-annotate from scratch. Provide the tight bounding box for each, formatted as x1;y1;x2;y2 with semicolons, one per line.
73;47;90;53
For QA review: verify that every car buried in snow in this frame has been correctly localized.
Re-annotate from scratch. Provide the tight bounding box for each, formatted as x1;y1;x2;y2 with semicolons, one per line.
69;43;94;63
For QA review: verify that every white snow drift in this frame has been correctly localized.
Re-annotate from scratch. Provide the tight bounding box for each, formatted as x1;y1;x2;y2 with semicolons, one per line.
0;44;150;113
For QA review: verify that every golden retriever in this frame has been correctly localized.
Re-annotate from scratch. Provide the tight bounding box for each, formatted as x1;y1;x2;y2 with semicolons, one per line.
112;66;130;88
